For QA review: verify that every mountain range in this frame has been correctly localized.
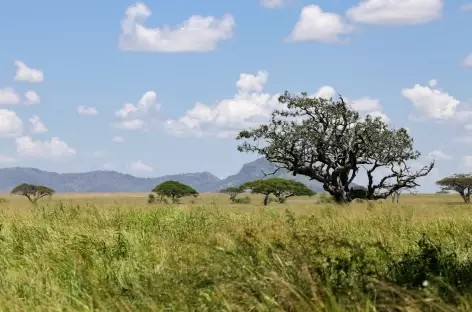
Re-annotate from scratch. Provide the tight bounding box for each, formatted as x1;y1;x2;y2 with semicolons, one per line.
0;158;325;193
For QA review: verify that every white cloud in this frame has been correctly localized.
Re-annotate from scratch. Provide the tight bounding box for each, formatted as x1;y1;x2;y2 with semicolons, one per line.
288;5;353;42
0;155;17;164
112;136;124;142
460;3;472;10
0;109;23;138
314;86;336;99
261;0;285;8
77;105;98;115
119;2;235;52
428;150;452;160
348;97;382;111
24;90;40;104
15;136;76;159
428;79;437;87
463;53;472;67
346;0;443;25
366;110;390;123
29;116;47;133
402;81;460;120
115;91;159;130
14;61;44;83
117;119;145;130
0;88;20;105
165;71;280;137
165;71;389;137
129;160;153;172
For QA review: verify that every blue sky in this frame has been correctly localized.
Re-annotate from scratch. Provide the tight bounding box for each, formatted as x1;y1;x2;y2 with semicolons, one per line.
0;0;471;192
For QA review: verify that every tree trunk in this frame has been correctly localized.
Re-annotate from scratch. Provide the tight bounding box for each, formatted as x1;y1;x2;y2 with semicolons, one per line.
461;193;470;203
263;194;269;206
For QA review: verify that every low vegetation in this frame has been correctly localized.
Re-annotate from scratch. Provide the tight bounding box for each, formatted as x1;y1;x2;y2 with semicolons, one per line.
0;194;470;311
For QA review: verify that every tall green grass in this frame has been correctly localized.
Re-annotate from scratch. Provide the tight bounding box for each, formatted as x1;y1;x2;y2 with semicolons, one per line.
0;196;471;311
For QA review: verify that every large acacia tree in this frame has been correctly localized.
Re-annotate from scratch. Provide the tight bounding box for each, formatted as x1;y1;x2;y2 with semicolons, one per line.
236;92;434;203
240;178;315;205
436;174;472;203
11;183;55;204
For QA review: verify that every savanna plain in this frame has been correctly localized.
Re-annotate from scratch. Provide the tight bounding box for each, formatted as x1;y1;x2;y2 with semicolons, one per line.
1;193;472;311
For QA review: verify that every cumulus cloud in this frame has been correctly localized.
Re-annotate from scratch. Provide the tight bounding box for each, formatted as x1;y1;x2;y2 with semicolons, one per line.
428;150;452;160
346;0;443;25
119;2;235;52
129;160;153;173
165;71;280;137
0;88;20;105
287;5;353;42
115;91;160;130
15;136;76;159
402;80;460;120
14;60;44;83
24;90;40;104
29;116;47;133
77;105;98;115
0;109;23;138
165;71;390;137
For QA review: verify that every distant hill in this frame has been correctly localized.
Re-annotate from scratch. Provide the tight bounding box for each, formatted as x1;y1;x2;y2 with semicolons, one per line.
0;158;325;193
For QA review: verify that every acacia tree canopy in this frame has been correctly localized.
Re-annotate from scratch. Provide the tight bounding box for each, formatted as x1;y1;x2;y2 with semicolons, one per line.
236;91;434;203
151;180;198;203
220;187;242;203
436;174;472;203
11;183;55;204
240;178;315;205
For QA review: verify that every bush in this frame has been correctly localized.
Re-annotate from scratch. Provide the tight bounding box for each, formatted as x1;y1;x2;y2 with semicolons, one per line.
0;197;8;204
233;196;251;204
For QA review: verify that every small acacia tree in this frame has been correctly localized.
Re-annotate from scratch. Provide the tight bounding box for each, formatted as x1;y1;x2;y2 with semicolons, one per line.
237;91;434;204
240;178;315;205
151;180;198;204
10;183;55;204
220;186;242;203
436;174;472;203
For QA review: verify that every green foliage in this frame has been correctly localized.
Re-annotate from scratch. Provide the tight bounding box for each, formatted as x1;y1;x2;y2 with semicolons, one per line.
147;193;155;204
151;180;198;204
237;91;434;203
437;173;472;203
220;186;242;203
240;178;315;205
233;196;251;204
10;183;55;204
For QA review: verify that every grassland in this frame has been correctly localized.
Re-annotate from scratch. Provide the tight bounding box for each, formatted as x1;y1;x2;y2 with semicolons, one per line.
0;192;471;311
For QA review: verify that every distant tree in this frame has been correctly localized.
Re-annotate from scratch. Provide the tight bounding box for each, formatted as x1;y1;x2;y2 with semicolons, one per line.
236;91;434;204
220;186;242;203
10;183;55;204
240;178;315;205
436;174;472;203
148;193;156;204
151;180;198;204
